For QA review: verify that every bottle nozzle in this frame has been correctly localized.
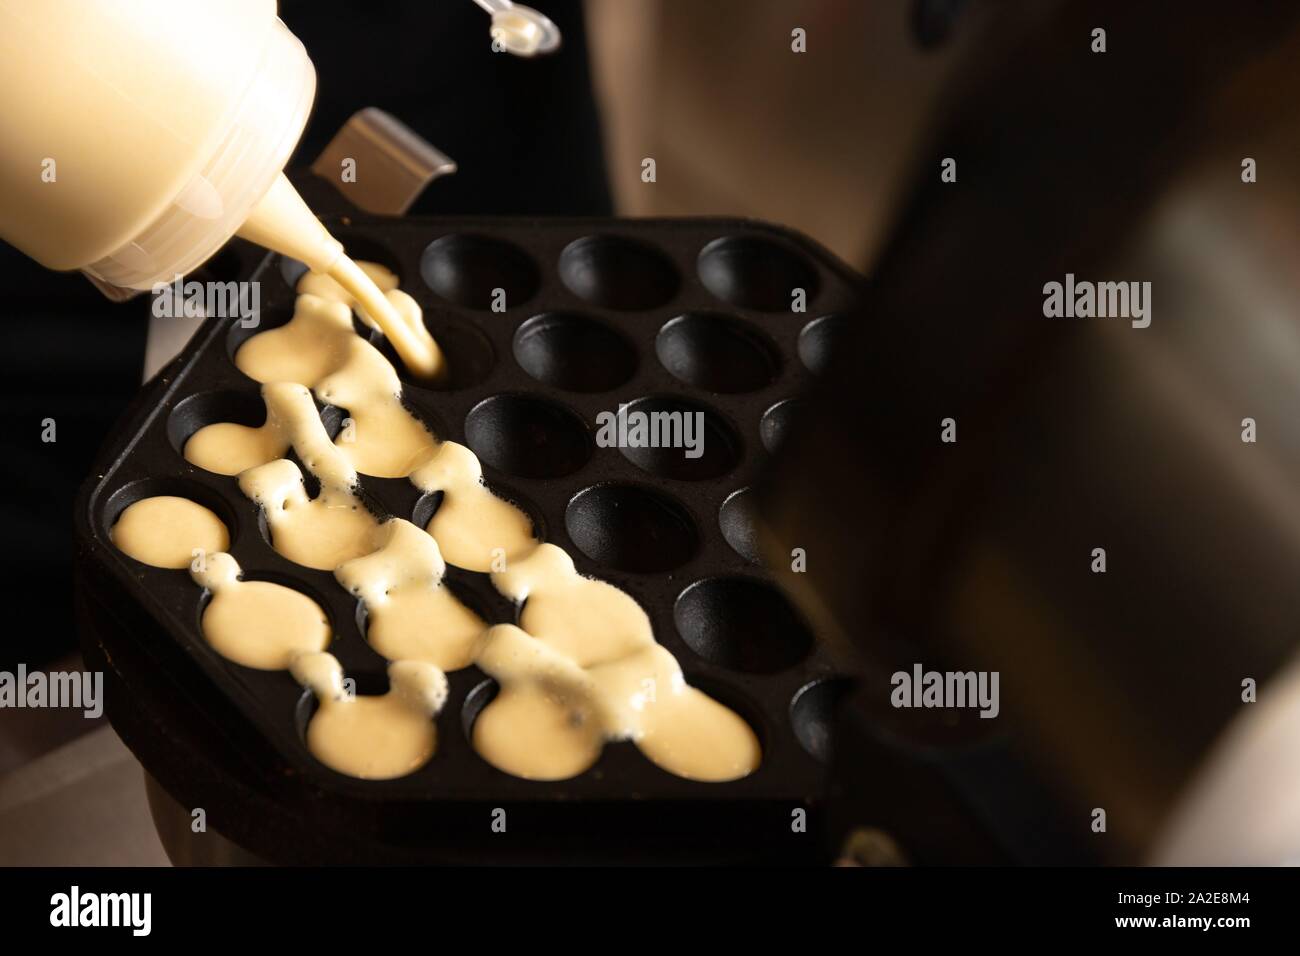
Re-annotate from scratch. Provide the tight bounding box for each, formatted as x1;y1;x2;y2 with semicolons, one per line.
237;173;343;275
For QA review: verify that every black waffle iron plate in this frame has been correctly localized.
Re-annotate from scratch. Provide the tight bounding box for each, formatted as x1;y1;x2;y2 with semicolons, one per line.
74;216;864;864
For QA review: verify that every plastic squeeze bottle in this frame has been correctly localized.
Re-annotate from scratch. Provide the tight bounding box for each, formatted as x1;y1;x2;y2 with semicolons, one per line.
0;0;441;377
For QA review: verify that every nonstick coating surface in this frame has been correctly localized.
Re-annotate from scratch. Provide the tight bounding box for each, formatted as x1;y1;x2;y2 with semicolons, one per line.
74;216;864;863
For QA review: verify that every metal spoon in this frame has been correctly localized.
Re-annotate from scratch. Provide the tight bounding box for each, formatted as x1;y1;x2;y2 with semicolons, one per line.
472;0;562;57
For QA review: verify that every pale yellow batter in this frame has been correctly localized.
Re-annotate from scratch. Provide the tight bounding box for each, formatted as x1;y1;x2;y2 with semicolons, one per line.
474;622;760;782
335;520;484;670
491;544;652;666
184;418;289;476
235;174;443;380
325;256;444;382
111;495;229;569
149;262;761;783
292;652;446;779
235;383;381;571
239;458;380;571
473;680;605;781
191;552;330;669
230;281;535;568
232;289;439;478
411;441;538;572
472;624;606;780
485;546;759;780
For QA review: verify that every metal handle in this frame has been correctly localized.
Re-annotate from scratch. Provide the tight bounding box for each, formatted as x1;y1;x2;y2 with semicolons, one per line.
309;108;458;216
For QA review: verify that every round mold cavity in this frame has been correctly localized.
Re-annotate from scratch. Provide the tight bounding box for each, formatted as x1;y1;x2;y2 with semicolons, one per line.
281;406;347;496
228;304;378;368
392;392;449;447
513;312;637;392
626;675;769;775
412;484;545;544
174;392;341;472
278;254;309;290
463;676;766;782
377;313;496;391
338;234;405;278
798;313;851;376
421;234;540;311
465;394;592;479
615;396;740;481
759;398;804;454
295;670;391;746
255;481;388;559
674;576;812;674
167;389;267;458
198;570;338;656
565;483;698;573
101;477;239;563
718;488;761;565
558;235;679;311
790;678;855;762
353;573;488;645
310;404;347;444
461;678;499;741
655;312;778;393
697;235;820;312
226;304;294;363
279;234;404;291
683;677;768;755
274;238;407;366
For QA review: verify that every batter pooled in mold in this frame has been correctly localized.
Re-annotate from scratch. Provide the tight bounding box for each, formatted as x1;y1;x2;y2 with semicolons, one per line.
335;520;484;670
410;440;538;572
312;257;446;381
474;619;760;783
176;262;761;783
184;414;290;476
230;275;439;479
292;652;447;780
239;458;380;571
234;383;381;571
491;543;651;666
191;552;330;670
111;495;229;569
